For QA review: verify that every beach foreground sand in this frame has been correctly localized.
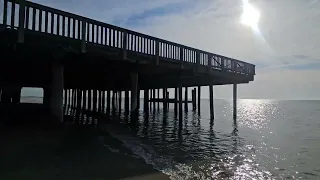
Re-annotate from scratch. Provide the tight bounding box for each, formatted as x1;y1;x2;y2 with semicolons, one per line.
0;111;170;180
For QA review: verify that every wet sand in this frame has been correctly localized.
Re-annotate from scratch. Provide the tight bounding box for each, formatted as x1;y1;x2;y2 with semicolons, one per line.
0;104;170;180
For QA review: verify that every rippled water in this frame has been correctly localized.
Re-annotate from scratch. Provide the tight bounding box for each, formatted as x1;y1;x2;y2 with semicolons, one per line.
23;97;320;179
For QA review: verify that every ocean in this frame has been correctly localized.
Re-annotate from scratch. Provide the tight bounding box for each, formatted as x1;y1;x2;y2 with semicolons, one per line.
22;97;320;179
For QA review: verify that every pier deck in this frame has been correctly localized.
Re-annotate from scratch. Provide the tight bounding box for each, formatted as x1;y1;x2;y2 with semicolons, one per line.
0;0;254;91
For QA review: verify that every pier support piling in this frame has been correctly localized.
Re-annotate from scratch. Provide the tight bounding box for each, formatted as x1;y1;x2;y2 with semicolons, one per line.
178;85;183;122
192;88;196;111
50;63;64;122
118;91;122;114
144;89;149;112
106;90;110;113
184;87;188;112
174;88;178;115
124;90;129;114
88;89;92;111
209;84;214;121
198;86;201;116
233;84;237;119
130;73;139;114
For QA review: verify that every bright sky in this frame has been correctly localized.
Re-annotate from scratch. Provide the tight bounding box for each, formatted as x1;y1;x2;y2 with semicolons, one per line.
4;0;320;100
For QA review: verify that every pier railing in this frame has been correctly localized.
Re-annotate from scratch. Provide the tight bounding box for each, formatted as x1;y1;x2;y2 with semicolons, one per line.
1;0;255;75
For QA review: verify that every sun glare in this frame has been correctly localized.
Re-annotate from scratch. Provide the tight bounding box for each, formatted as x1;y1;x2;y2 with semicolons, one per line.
241;0;260;30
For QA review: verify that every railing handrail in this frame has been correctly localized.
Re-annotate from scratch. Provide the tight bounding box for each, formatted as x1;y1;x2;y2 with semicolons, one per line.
3;0;255;75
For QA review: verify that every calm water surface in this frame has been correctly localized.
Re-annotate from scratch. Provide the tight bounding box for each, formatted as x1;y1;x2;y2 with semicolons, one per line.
24;97;320;180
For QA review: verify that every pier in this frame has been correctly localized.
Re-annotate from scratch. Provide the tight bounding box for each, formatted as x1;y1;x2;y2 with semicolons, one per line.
0;0;255;124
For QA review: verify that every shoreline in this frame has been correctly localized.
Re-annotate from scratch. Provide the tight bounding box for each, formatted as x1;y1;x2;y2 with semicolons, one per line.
0;113;170;180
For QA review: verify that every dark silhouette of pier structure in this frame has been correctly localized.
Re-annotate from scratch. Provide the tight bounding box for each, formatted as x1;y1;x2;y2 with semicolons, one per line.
0;0;255;124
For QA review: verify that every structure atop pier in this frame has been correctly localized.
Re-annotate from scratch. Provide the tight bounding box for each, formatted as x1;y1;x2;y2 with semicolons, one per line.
0;0;255;122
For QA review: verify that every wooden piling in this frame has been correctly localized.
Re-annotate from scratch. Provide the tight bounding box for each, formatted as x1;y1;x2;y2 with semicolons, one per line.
125;90;129;114
112;90;115;111
67;89;71;114
102;91;105;112
64;89;67;113
166;91;169;110
233;84;237;119
93;89;97;112
137;90;140;110
209;84;214;120
163;88;167;112
144;89;149;112
184;87;188;112
119;91;122;114
88;89;92;111
192;88;196;111
178;85;183;122
97;90;101;112
152;89;156;108
198;86;201;115
174;88;178;115
106;90;110;113
157;89;160;110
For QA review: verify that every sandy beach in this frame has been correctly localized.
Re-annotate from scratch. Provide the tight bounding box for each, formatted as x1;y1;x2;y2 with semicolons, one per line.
0;107;170;180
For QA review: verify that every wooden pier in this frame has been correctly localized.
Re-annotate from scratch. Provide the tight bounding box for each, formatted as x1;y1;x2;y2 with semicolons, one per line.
0;0;255;123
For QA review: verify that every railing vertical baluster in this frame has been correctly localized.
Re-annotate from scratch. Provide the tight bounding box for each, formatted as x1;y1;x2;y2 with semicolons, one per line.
18;0;25;43
108;28;112;46
39;10;42;32
81;20;86;53
122;31;127;60
44;11;48;33
91;24;94;42
113;29;115;46
56;14;60;35
130;34;133;51
72;19;75;38
196;51;200;65
86;23;90;41
62;16;65;36
145;38;148;54
118;30;121;48
50;12;54;34
141;37;144;53
10;1;15;29
25;6;29;29
95;25;98;43
156;41;159;65
68;17;71;37
104;27;108;45
77;20;80;39
132;35;135;51
3;0;8;25
31;8;36;31
100;26;103;44
138;36;141;52
208;54;212;70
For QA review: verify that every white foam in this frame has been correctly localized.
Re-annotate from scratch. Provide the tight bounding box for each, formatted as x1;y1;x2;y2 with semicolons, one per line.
104;125;200;180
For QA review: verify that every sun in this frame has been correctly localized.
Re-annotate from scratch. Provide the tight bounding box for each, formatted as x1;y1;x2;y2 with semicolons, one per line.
241;0;260;30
